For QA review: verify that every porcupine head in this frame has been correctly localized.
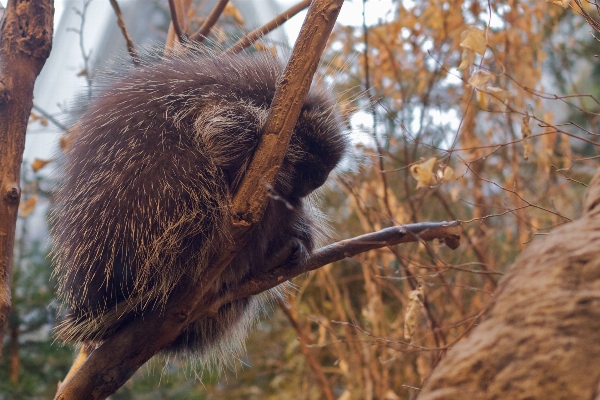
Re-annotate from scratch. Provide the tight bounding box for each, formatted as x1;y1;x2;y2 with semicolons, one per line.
50;45;347;371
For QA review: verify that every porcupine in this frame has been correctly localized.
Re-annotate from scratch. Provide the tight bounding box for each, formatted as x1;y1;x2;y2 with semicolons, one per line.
50;47;347;369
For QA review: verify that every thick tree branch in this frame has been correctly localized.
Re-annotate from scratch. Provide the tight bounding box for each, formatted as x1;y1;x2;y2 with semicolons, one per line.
209;222;462;315
418;170;600;399
0;0;53;357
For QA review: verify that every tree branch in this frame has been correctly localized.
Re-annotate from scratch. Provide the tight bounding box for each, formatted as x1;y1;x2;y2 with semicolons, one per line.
224;0;312;54
209;222;462;316
167;0;187;44
189;0;229;42
108;0;139;65
0;0;53;357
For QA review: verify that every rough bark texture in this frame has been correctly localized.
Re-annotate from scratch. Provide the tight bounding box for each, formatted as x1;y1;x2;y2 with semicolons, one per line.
418;169;600;400
0;0;53;356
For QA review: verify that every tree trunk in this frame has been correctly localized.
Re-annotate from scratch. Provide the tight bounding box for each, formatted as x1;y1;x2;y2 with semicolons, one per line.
418;169;600;399
0;0;53;355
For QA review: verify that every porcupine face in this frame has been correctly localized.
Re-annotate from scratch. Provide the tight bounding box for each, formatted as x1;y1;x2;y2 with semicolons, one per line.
51;48;347;368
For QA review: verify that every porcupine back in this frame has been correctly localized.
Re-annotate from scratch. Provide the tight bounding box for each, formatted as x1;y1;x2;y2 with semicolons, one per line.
51;47;347;369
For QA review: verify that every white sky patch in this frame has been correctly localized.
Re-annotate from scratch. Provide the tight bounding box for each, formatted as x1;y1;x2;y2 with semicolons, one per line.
279;0;397;43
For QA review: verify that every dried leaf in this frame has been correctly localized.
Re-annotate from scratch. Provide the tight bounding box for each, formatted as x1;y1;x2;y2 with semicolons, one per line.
19;195;39;217
385;389;401;400
31;158;53;172
460;26;487;56
339;359;349;374
223;3;244;25
338;390;352;400
486;86;511;110
59;131;73;152
476;89;488;108
546;0;570;8
404;285;425;341
410;157;437;189
254;42;277;57
458;48;475;70
437;165;455;183
468;71;495;88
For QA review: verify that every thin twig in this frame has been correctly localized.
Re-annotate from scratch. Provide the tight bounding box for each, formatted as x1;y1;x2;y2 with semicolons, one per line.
278;299;335;400
67;0;93;99
190;0;229;42
108;0;139;65
224;0;312;54
32;104;68;132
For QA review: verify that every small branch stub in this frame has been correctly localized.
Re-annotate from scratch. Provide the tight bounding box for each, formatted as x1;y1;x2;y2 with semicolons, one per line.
4;185;20;203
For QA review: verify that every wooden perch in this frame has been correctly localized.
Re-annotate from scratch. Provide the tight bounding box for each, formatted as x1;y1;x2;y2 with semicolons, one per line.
0;0;53;356
417;170;600;399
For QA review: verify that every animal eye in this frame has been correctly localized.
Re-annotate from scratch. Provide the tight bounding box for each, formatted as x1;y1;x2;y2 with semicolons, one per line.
288;243;303;262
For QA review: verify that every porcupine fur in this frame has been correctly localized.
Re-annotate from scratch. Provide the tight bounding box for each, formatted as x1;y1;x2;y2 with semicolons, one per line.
50;46;347;370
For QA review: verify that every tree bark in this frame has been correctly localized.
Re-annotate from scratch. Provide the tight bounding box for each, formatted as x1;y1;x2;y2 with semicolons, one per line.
418;169;600;399
0;0;53;357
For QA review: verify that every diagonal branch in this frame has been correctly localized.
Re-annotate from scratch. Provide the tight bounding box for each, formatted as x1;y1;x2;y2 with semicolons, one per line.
108;0;139;65
190;0;229;42
224;0;312;54
209;221;462;314
167;0;187;43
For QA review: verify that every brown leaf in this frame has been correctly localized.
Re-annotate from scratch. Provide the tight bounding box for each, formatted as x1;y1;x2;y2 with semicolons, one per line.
468;71;495;88
546;0;570;8
410;157;437;189
31;158;53;172
223;3;244;25
19;195;39;217
404;285;424;341
460;26;487;56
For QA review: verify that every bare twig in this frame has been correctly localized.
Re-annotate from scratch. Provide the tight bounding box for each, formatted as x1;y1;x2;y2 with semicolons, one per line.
168;0;186;42
224;0;312;54
213;221;462;310
108;0;139;65
190;0;229;42
32;104;68;132
278;299;335;400
67;0;93;99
